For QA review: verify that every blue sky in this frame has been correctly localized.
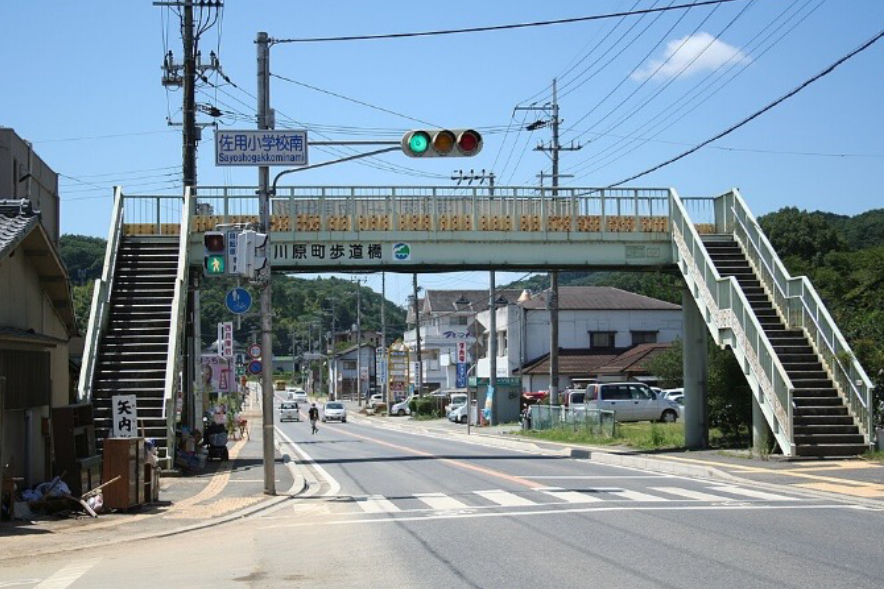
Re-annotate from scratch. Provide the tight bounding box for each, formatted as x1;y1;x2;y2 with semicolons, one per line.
2;0;883;304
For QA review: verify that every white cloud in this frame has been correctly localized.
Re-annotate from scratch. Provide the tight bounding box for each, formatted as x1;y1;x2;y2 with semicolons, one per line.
631;32;750;82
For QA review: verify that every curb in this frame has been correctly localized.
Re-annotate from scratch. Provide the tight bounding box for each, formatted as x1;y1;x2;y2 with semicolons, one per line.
0;452;309;563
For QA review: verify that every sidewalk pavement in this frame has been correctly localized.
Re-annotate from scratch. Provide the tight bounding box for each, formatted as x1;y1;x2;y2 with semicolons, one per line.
0;411;303;561
348;404;884;507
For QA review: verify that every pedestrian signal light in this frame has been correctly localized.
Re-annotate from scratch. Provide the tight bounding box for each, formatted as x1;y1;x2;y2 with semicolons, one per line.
204;231;226;276
401;129;483;157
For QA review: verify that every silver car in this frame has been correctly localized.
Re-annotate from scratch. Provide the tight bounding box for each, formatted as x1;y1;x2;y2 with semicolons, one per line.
322;401;347;423
280;402;301;422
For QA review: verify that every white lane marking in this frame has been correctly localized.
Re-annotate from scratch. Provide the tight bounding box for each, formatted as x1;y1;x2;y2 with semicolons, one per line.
537;486;602;503
515;475;670;479
356;495;401;514
275;425;341;497
608;489;668;502
474;489;538;507
34;559;100;589
413;492;469;510
710;485;799;502
650;487;738;502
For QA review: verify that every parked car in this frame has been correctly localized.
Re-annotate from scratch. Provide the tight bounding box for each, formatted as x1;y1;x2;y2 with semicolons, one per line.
391;396;413;416
660;388;684;400
322;401;347;423
279;402;301;422
669;394;684;406
445;393;468;414
581;382;682;423
368;394;385;408
448;401;470;424
285;386;308;404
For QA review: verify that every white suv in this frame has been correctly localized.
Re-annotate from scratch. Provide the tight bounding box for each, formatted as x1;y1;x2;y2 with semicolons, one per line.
583;382;681;423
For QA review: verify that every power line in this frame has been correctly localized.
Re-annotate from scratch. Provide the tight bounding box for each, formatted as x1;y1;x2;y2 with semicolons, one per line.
32;130;178;144
607;25;884;187
566;0;823;180
270;73;438;127
271;0;749;44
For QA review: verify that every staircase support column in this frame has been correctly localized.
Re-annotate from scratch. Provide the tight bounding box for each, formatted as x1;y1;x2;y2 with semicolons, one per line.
752;394;774;454
683;289;709;449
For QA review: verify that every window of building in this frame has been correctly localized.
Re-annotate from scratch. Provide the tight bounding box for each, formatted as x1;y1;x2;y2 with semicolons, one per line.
344;360;357;370
631;331;658;345
590;331;616;349
451;316;468;326
499;331;508;356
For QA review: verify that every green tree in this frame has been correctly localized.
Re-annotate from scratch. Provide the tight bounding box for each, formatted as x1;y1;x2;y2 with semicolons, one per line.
59;234;106;284
758;207;846;265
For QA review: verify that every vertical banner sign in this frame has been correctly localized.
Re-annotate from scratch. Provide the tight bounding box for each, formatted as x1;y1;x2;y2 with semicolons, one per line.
388;347;409;400
112;394;138;438
218;322;234;358
201;355;236;394
456;341;469;388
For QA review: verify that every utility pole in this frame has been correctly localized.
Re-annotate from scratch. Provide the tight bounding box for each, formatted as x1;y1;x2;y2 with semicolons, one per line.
451;169;495;194
182;2;196;189
489;271;498;425
381;272;387;411
515;78;581;407
412;274;423;395
256;31;275;496
353;278;364;406
290;328;297;383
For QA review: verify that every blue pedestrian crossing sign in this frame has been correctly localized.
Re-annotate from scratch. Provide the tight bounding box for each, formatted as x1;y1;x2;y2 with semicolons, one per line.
225;287;252;315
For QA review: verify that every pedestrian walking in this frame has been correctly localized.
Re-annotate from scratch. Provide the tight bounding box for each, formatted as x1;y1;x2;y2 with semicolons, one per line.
308;402;320;435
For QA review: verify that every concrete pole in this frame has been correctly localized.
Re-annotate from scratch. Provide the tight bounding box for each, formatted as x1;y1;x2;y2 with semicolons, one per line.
381;272;387;412
489;271;498;425
683;289;709;449
256;31;275;496
549;272;560;406
182;0;197;190
356;280;363;406
413;274;423;394
193;284;202;427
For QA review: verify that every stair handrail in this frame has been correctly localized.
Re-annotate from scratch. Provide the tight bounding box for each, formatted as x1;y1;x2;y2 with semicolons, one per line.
163;188;192;430
727;189;874;443
78;187;125;401
670;189;796;452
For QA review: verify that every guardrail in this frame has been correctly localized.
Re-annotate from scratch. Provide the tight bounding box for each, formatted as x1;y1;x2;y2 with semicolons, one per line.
726;189;874;444
78;187;124;401
670;189;796;454
161;188;192;463
189;185;675;235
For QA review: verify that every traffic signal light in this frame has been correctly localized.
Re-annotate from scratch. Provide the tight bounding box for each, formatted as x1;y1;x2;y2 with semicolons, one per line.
401;129;483;157
234;230;268;279
204;231;226;276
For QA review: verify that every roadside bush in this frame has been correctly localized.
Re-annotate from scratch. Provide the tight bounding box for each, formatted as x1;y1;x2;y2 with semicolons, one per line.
409;396;445;417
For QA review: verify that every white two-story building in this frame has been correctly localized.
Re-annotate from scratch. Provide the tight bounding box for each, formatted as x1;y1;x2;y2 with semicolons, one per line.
473;286;683;392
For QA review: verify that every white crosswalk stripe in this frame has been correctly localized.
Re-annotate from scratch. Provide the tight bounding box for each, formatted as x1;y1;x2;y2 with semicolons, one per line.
608;489;668;502
650;487;739;502
356;495;401;513
414;492;469;510
537;486;603;504
34;559;101;589
474;489;539;507
709;485;798;501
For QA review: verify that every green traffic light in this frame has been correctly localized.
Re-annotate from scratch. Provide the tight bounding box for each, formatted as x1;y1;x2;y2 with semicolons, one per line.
408;132;430;154
205;254;226;275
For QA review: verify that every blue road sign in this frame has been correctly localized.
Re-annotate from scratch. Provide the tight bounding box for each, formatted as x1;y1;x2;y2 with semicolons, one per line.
248;360;262;375
456;363;468;388
225;287;252;315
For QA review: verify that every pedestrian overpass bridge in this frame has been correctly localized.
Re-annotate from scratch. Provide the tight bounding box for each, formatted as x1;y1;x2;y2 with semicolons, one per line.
78;184;875;466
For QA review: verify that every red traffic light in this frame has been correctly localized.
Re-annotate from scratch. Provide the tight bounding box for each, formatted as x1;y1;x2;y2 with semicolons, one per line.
457;130;481;155
204;231;225;253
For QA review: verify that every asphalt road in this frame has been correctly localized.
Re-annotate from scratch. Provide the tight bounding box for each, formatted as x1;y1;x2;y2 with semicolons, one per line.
4;407;884;588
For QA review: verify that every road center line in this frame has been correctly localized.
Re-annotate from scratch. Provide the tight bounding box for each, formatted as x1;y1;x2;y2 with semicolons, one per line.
331;426;545;490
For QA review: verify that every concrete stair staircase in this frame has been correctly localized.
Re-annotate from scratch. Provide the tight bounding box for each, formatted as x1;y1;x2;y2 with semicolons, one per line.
702;236;868;457
92;236;179;463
